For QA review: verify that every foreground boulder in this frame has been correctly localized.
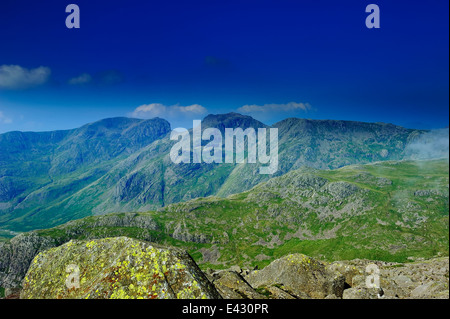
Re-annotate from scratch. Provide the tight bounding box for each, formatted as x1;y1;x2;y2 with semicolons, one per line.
209;270;267;299
11;235;449;300
381;258;449;299
245;254;345;299
328;257;449;299
0;213;163;290
20;237;221;299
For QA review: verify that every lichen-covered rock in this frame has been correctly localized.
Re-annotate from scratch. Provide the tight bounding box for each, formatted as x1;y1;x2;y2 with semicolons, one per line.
343;287;383;299
245;254;345;299
0;242;11;285
0;213;164;290
211;271;266;299
4;287;21;299
20;237;221;299
330;257;449;299
325;260;366;286
266;286;298;299
0;232;57;289
380;258;449;299
409;281;449;299
324;181;359;199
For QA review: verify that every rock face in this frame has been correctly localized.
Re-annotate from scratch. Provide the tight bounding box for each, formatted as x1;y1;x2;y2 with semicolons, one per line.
20;237;221;299
328;257;449;299
380;258;449;299
0;212;161;289
208;270;267;299
245;254;346;299
0;233;57;289
240;255;449;300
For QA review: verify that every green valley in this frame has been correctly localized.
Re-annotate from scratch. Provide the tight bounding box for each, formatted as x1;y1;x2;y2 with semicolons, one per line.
1;159;447;289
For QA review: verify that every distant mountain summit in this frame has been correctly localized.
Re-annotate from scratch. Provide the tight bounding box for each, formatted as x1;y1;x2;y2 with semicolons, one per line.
201;112;268;131
49;117;171;174
0;114;432;232
0;117;171;230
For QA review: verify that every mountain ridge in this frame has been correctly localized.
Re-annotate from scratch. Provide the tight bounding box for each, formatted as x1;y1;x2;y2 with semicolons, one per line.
0;113;436;232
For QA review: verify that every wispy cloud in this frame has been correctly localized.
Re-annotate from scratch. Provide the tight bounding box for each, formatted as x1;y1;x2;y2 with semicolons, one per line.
68;70;124;86
0;65;51;90
405;128;449;160
0;111;12;124
130;103;208;128
237;102;312;114
68;73;92;85
131;103;207;118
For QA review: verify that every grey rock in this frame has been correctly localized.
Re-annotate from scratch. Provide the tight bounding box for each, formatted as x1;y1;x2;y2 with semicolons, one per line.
343;287;383;299
212;271;266;299
267;286;298;299
410;281;449;299
245;254;345;299
0;232;57;288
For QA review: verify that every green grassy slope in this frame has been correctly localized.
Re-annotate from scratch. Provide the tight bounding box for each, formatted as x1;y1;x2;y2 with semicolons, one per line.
11;159;447;270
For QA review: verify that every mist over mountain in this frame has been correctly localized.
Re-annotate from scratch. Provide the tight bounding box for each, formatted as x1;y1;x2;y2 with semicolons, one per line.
404;128;449;160
0;113;440;232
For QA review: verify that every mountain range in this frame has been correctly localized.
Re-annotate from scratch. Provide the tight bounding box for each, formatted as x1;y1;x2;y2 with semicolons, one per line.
0;113;443;233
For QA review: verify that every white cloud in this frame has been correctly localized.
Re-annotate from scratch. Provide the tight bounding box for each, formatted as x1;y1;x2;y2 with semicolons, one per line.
131;103;207;119
237;102;312;114
68;73;92;85
0;111;12;124
0;65;51;90
130;103;208;128
405;128;449;160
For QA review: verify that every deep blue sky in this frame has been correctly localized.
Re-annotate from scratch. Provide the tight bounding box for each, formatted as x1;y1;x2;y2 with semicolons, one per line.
0;0;448;132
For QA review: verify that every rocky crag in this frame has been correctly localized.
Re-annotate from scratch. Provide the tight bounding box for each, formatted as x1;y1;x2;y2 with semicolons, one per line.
7;237;449;299
1;159;448;292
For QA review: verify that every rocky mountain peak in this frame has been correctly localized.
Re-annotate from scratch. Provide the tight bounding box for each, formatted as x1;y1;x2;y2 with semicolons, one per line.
201;112;267;131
